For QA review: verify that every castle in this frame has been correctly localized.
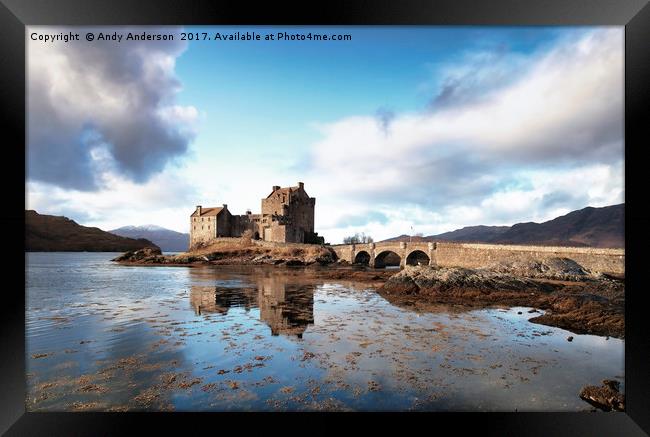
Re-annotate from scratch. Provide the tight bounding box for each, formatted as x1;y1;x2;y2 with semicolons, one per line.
190;182;323;248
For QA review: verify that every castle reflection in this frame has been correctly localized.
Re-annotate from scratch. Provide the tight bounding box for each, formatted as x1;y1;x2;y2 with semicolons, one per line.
189;268;314;338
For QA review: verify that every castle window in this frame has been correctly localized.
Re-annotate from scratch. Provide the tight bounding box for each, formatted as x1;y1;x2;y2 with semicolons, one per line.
208;225;210;230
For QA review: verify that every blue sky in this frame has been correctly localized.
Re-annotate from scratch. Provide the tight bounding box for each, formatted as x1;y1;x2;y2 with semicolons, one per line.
174;26;564;167
26;26;624;243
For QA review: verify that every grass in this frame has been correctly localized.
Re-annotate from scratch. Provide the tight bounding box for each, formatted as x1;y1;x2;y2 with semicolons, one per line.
179;237;332;261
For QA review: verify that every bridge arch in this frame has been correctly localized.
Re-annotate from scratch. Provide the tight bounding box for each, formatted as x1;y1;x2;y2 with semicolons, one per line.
374;250;402;269
406;250;430;266
353;251;371;265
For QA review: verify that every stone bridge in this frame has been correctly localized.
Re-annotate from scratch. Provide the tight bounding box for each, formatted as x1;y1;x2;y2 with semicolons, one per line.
331;241;437;268
329;240;625;274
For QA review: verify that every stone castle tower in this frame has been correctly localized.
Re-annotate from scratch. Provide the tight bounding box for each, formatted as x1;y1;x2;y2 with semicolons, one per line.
189;182;323;248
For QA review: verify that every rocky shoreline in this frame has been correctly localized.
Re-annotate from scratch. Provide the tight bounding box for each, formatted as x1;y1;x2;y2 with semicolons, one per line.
112;244;338;267
379;263;624;339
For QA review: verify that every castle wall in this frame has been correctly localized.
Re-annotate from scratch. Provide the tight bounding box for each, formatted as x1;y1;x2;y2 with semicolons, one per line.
190;215;217;247
265;224;287;243
261;191;287;216
216;210;232;237
284;189;315;233
285;225;304;243
231;214;260;237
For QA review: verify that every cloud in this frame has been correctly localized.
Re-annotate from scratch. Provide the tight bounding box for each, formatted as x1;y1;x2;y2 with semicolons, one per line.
26;167;200;233
375;108;395;134
428;44;527;110
305;29;624;242
27;26;198;191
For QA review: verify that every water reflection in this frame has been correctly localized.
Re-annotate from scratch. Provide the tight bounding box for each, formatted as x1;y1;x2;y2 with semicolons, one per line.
258;274;314;338
189;268;314;338
26;254;625;412
190;286;257;315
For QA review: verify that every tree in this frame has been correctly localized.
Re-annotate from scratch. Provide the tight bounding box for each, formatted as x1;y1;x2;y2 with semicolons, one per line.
343;232;374;244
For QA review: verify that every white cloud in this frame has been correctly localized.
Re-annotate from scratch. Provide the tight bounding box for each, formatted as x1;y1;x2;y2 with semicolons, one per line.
304;28;624;242
26;168;200;233
27;26;199;190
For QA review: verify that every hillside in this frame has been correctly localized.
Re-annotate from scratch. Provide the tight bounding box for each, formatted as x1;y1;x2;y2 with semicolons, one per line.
109;225;189;252
382;204;624;248
432;225;511;242
26;210;160;252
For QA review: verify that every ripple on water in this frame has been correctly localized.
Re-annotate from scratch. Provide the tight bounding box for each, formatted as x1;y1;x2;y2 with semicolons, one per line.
26;254;624;412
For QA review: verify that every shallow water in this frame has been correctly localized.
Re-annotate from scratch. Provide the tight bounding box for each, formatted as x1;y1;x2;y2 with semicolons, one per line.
26;252;624;411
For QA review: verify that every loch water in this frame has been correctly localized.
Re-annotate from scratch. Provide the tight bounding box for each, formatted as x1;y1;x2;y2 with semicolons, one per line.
26;252;624;411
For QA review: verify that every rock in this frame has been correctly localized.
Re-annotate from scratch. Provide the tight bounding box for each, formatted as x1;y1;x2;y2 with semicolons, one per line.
567;336;574;342
112;246;162;262
603;379;620;391
313;253;336;265
579;380;625;411
284;259;305;266
484;257;599;281
517;311;523;315
380;265;555;297
301;351;316;361
380;275;419;295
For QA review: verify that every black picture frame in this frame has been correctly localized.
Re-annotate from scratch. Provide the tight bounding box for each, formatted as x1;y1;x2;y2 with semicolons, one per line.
1;0;648;435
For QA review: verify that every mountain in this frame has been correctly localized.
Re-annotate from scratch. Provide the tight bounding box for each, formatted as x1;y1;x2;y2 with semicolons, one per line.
109;225;189;252
492;204;624;247
382;204;624;248
431;225;511;242
26;210;159;252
